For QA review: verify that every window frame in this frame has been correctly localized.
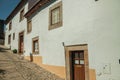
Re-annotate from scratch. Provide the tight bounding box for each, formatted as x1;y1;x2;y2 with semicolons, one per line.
20;8;24;21
13;33;15;40
32;36;39;54
49;1;63;30
8;34;11;44
72;51;84;65
27;20;32;34
9;22;12;31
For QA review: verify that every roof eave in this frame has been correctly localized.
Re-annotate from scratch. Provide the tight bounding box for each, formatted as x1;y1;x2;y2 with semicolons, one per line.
5;0;28;24
25;0;51;18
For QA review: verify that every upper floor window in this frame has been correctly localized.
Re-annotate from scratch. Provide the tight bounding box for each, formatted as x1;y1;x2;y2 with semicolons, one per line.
13;33;15;40
51;7;60;25
32;36;39;54
49;1;62;30
27;20;32;33
20;9;24;21
8;34;11;44
9;22;12;31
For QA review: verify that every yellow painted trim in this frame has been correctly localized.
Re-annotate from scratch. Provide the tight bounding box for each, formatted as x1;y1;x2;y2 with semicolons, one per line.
41;64;66;79
24;56;96;80
24;56;66;78
89;69;96;80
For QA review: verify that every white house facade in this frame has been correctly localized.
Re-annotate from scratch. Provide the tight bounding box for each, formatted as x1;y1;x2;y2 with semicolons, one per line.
5;0;120;80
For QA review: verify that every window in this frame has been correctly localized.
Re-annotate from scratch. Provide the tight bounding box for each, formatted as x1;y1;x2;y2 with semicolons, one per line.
49;1;62;30
20;9;24;21
72;51;84;65
51;7;60;25
13;33;15;40
27;20;32;33
8;34;11;44
32;37;39;54
9;22;12;30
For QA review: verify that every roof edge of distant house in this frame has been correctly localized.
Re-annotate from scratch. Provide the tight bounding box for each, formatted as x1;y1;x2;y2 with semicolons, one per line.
5;0;57;24
5;0;28;24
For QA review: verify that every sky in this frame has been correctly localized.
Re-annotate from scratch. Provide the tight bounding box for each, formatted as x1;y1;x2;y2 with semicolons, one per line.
0;0;20;20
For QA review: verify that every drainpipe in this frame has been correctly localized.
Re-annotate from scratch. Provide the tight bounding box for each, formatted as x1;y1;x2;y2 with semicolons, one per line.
62;42;67;80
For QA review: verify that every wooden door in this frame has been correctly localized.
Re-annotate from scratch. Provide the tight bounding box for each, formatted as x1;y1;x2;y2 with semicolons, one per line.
20;35;23;53
70;51;85;80
19;32;24;54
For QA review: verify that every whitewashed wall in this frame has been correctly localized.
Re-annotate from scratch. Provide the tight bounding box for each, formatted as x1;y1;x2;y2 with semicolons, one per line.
5;0;120;80
5;3;28;49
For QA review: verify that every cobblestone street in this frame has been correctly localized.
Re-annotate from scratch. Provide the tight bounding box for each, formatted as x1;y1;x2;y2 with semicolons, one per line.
0;45;64;80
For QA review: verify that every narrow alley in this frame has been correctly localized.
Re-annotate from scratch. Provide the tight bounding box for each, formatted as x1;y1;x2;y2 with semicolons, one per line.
0;45;64;80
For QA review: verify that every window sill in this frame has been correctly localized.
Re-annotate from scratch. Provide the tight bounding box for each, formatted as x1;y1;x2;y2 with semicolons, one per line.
32;52;39;55
49;22;62;30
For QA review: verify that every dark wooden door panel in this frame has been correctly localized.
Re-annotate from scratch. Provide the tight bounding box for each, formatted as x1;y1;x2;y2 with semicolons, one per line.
71;51;85;80
19;33;24;54
74;65;85;80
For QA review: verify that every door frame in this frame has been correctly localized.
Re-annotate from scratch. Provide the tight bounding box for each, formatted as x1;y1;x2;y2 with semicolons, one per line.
18;31;24;54
65;44;89;80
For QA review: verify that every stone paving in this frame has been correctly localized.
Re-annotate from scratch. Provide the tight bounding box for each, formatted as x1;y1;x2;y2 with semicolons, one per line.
0;45;65;80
